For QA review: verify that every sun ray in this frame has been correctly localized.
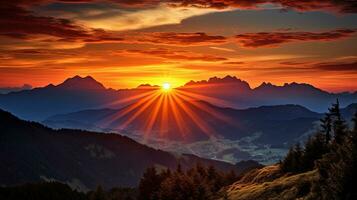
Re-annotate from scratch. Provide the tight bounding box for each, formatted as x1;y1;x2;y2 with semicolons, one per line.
105;89;157;108
175;91;236;125
168;92;188;140
143;93;164;138
176;89;233;108
99;90;159;127
171;92;217;139
159;93;169;137
118;91;161;130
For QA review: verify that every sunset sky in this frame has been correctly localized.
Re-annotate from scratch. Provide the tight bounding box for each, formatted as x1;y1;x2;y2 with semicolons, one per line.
1;0;357;92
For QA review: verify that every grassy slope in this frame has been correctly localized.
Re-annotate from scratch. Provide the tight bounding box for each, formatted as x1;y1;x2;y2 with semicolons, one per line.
225;165;319;200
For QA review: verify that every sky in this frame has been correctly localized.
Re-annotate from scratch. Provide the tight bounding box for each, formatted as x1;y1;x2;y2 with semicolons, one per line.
1;0;357;92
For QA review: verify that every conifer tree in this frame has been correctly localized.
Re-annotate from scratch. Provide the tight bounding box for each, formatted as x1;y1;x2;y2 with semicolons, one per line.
320;113;332;144
138;167;162;200
329;99;347;144
317;110;355;199
89;185;106;200
280;143;303;173
301;133;328;171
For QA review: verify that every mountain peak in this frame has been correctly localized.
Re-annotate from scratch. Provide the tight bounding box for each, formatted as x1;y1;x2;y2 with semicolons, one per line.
57;75;106;90
185;75;251;89
256;81;323;92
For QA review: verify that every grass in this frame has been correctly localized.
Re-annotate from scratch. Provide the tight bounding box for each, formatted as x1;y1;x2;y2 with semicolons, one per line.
225;165;319;200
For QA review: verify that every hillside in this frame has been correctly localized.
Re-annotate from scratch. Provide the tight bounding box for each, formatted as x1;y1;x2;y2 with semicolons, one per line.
225;165;318;200
0;109;258;191
44;101;322;145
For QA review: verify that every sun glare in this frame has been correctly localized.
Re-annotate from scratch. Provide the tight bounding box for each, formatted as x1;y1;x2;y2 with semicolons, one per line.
162;82;171;92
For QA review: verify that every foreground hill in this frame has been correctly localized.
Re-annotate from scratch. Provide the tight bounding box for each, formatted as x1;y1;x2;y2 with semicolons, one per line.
0;109;257;191
224;165;318;200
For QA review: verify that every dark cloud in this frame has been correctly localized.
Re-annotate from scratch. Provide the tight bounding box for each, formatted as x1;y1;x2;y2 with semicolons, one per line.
5;0;357;13
314;61;357;72
280;61;311;65
223;61;245;65
235;29;357;48
169;0;357;13
0;2;226;47
0;3;123;44
135;32;227;46
120;48;228;62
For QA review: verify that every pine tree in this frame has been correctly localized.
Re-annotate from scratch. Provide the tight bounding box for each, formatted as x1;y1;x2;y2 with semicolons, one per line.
345;112;357;199
317;110;356;199
301;133;328;171
280;143;303;173
293;143;303;172
329;99;347;144
320;113;332;144
138;167;163;200
89;185;106;200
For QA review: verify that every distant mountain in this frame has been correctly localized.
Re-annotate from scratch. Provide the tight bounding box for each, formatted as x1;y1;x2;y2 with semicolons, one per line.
0;109;257;190
56;75;106;90
181;75;357;112
44;100;325;146
1;75;356;121
0;76;154;121
0;84;32;94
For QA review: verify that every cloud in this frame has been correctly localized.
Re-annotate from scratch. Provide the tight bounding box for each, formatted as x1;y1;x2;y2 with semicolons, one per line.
210;46;236;52
223;61;245;65
117;48;228;62
314;61;357;72
40;0;357;14
0;2;226;48
235;29;357;48
280;61;311;65
169;0;357;13
0;3;124;46
133;32;227;46
74;4;217;31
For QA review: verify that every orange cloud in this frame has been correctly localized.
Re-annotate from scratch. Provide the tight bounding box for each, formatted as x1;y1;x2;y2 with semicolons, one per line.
0;3;123;46
116;48;227;62
11;0;357;13
314;61;357;72
235;29;357;48
134;32;227;46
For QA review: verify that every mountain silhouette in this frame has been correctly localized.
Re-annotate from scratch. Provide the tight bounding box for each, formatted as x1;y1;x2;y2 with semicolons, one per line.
0;75;356;121
181;75;357;112
0;109;257;190
44;100;329;146
0;76;152;120
56;75;106;90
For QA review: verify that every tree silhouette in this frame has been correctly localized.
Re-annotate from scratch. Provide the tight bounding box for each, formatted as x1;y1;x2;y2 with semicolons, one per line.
320;113;332;144
329;99;347;144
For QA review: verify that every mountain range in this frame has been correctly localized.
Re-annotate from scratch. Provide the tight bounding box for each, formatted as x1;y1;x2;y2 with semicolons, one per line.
43;100;357;144
42;100;357;164
0;76;155;120
181;75;357;112
0;75;356;121
0;109;259;191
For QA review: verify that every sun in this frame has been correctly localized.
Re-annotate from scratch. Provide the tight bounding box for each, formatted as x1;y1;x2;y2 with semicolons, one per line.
162;82;171;92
